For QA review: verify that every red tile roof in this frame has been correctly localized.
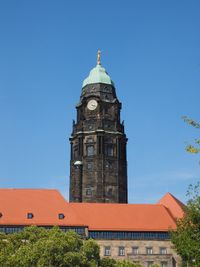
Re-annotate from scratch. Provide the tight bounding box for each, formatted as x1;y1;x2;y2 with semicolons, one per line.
0;189;184;231
0;189;84;227
158;192;185;219
68;202;177;231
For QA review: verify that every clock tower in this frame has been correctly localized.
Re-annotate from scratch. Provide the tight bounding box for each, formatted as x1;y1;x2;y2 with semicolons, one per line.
69;51;128;203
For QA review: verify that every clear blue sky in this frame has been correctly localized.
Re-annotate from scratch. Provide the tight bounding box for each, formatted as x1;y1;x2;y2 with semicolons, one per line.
0;0;199;203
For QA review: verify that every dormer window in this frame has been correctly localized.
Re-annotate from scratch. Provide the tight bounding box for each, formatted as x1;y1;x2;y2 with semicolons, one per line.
27;213;34;219
58;213;65;220
0;213;3;218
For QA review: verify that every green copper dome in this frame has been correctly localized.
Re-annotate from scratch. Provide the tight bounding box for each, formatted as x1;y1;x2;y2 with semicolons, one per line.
82;64;114;88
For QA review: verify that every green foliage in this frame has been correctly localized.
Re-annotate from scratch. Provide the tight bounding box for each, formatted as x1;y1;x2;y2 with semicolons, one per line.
0;227;142;267
100;257;117;267
171;183;200;266
0;226;99;267
116;260;141;267
182;116;200;155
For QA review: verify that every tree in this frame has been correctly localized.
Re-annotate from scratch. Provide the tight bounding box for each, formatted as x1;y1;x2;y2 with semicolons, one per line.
182;116;200;155
100;257;117;267
0;226;100;267
116;260;141;267
171;183;200;266
0;226;142;267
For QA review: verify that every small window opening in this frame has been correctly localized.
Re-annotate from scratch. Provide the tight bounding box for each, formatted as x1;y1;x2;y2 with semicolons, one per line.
146;247;153;255
87;146;94;156
105;145;113;156
118;246;125;256
104;246;111;256
87;162;93;169
160;247;167;254
27;213;34;219
86;188;92;196
58;213;65;220
108;188;113;196
132;247;139;255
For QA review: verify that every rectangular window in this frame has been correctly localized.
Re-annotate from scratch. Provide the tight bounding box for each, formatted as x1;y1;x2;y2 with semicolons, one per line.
87;162;93;170
107;188;113;197
107;145;113;156
132;247;139;255
104;246;111;256
118;246;125;256
161;262;168;267
146;247;153;255
86;188;92;196
160;247;167;254
87;146;94;156
105;145;113;156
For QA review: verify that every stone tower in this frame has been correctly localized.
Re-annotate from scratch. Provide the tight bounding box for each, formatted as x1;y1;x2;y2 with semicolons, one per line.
69;51;128;203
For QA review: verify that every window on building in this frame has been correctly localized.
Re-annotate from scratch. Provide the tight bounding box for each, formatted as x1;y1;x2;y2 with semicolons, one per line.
118;246;125;256
147;262;154;267
27;213;34;219
87;146;94;156
87;162;93;170
104;246;111;256
58;213;65;220
132;247;139;255
105;145;113;156
161;262;168;267
160;247;167;254
107;188;113;197
108;146;113;156
86;188;92;196
146;247;153;255
0;213;3;218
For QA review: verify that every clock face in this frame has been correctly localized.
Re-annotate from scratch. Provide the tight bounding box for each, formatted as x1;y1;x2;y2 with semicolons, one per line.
87;99;98;110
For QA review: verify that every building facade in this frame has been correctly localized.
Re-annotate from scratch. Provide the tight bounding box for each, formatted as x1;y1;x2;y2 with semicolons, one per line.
70;51;128;203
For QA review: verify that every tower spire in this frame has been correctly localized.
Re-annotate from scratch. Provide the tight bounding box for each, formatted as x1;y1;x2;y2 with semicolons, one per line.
97;49;101;65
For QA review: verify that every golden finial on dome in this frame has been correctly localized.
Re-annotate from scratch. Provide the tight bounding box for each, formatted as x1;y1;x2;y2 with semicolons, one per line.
97;49;101;65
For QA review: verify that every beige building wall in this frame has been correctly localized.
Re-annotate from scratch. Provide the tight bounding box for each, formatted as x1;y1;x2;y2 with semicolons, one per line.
97;239;181;267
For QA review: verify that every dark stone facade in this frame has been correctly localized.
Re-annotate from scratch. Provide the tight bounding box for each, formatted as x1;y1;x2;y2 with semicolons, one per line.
69;83;128;203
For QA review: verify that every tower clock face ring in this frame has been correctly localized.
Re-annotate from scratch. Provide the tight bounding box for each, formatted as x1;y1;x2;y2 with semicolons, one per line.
87;99;98;110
